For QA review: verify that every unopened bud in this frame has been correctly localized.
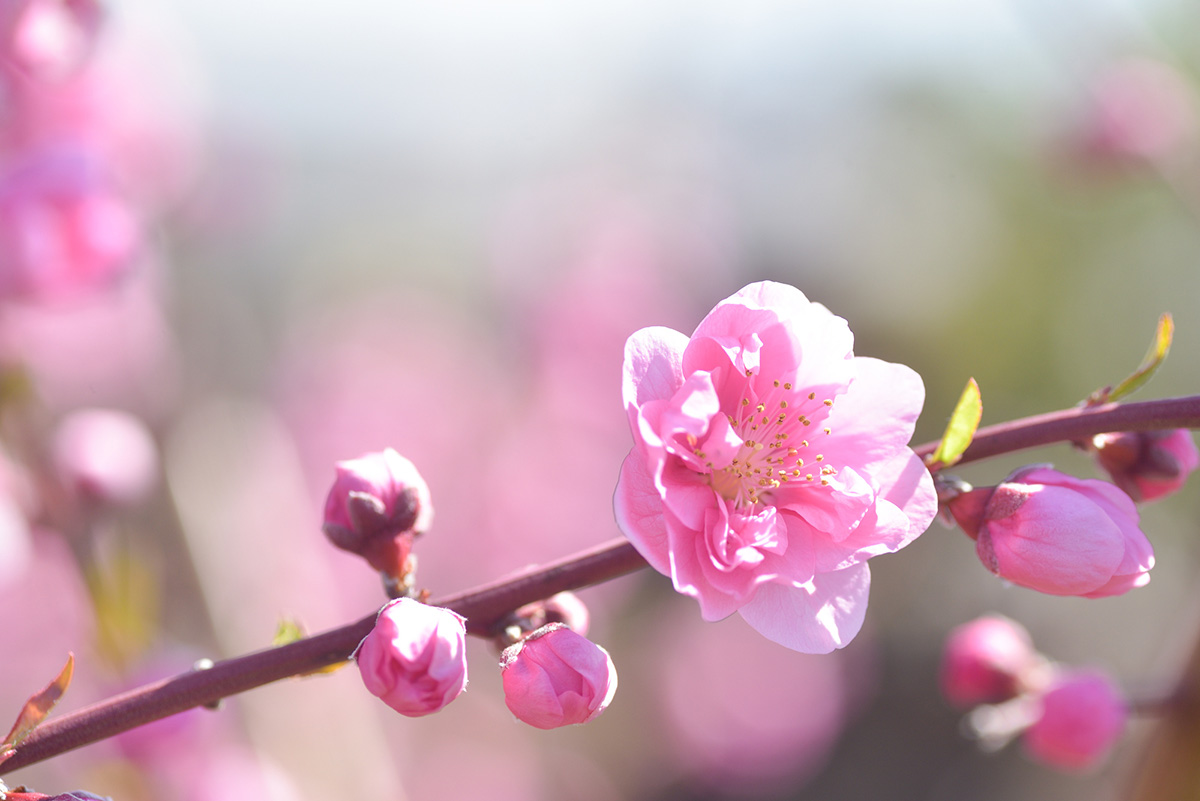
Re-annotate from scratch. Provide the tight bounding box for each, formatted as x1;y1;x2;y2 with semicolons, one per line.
1092;429;1199;502
354;598;467;717
949;466;1153;598
1022;669;1127;771
939;615;1042;708
500;623;617;730
322;448;431;579
51;408;158;506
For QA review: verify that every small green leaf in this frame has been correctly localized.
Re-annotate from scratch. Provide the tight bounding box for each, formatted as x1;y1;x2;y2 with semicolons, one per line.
1;654;75;755
272;618;306;647
1103;313;1173;403
927;378;982;469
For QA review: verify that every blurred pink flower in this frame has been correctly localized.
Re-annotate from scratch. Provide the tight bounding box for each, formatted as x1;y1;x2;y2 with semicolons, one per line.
0;0;103;81
1092;428;1199;503
0;146;140;302
614;281;937;652
1022;669;1127;771
0;267;179;415
1080;58;1195;163
355;597;468;717
52;407;157;505
951;466;1153;597
657;610;857;795
322;447;431;578
939;615;1041;708
500;623;617;730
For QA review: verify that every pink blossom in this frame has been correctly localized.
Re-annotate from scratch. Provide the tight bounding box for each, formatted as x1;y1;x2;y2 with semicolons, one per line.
953;466;1153;598
1092;429;1199;502
1022;669;1127;771
354;598;467;717
1080;58;1195;163
939;615;1041;708
500;623;617;730
51;407;158;505
323;448;432;578
0;146;141;303
614;281;937;653
0;0;104;81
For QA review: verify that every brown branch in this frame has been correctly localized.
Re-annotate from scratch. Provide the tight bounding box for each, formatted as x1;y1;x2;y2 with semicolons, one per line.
1;539;646;775
913;395;1200;466
7;393;1200;776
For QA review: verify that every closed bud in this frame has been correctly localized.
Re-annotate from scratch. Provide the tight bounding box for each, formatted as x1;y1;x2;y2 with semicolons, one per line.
322;448;432;578
51;408;158;506
354;598;467;717
939;615;1041;708
1022;669;1127;771
500;623;617;730
949;466;1153;598
1093;429;1199;502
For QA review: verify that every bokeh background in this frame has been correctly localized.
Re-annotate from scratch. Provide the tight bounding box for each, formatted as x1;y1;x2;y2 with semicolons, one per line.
4;0;1200;798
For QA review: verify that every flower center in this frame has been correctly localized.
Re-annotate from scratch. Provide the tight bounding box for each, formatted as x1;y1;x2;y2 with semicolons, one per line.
694;373;838;510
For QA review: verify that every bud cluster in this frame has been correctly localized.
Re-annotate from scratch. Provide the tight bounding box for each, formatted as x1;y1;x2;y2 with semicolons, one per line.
329;449;618;730
940;615;1128;771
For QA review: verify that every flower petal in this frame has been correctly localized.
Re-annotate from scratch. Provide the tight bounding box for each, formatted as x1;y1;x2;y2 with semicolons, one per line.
738;563;871;653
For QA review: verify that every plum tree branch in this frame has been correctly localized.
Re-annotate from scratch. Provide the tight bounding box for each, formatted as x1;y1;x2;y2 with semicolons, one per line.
6;393;1200;775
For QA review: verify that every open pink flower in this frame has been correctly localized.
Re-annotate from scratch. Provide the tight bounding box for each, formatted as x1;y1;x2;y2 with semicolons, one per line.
614;281;937;653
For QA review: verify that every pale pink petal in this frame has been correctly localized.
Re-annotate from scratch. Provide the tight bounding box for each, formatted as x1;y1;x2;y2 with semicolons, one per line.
622;326;689;420
738;563;871;653
613;449;672;577
978;485;1125;595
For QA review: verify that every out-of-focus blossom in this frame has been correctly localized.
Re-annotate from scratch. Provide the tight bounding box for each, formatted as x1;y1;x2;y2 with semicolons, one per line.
510;592;591;639
1079;58;1196;163
0;0;104;81
0;268;179;415
322;448;431;579
1092;429;1199;503
51;407;157;505
0;146;140;303
657;609;857;795
5;792;111;801
176;747;304;801
1022;669;1127;771
939;615;1042;708
949;466;1153;597
500;623;617;730
355;597;467;717
614;281;937;653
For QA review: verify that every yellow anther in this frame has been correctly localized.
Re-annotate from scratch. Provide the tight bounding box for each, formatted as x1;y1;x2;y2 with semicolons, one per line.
773;379;780;387
815;455;824;462
808;392;816;400
824;399;833;407
823;427;831;435
805;474;813;481
784;382;793;390
820;479;830;486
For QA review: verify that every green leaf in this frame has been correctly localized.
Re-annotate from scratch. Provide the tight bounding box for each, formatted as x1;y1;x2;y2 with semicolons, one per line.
926;378;982;469
1106;313;1174;403
0;654;74;757
272;618;306;647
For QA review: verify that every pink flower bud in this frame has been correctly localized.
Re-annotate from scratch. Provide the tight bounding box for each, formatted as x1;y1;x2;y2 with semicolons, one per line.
322;448;432;577
939;615;1040;708
500;623;617;730
1023;669;1127;771
51;408;158;506
1093;429;1199;502
510;592;591;638
354;598;467;717
953;466;1153;598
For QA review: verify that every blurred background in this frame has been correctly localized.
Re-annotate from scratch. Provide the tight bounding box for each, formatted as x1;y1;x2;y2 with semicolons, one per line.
3;0;1200;798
